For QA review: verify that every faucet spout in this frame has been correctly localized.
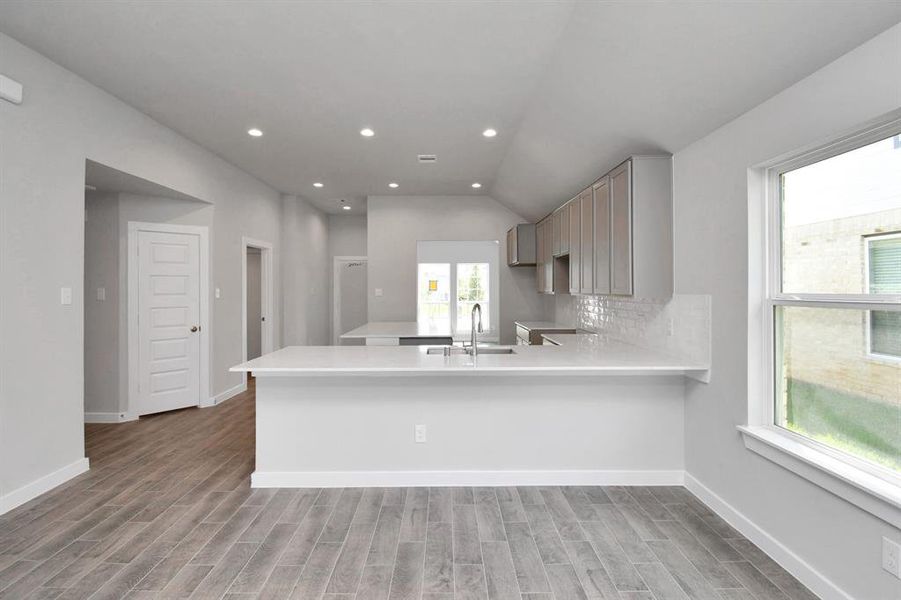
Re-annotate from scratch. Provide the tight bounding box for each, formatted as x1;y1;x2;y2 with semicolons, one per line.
471;303;483;357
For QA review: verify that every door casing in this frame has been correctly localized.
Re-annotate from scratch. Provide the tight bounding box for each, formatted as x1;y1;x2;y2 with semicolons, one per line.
241;237;274;384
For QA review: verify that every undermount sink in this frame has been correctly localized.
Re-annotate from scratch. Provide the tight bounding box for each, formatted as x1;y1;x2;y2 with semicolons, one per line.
425;346;516;355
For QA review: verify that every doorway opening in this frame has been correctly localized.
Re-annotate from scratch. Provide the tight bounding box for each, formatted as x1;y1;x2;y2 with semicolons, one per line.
333;256;368;345
83;160;212;423
242;237;274;384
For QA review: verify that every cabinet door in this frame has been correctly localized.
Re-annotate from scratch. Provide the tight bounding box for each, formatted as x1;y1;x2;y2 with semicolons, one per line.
560;203;570;255
569;199;580;294
593;177;611;294
552;210;561;256
580;188;593;294
535;221;544;291
610;161;633;295
545;219;554;292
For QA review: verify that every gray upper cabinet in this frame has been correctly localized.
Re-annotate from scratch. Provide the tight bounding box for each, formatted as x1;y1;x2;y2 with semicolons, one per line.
569;197;581;295
609;161;633;295
592;176;611;295
537;155;673;300
506;224;536;266
579;187;593;294
535;217;555;294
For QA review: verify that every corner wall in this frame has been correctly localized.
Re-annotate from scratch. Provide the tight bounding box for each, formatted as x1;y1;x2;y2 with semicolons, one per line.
673;23;901;599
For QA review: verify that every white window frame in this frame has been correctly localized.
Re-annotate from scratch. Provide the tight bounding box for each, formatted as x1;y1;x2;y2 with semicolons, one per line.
864;231;901;363
744;116;901;529
416;241;500;343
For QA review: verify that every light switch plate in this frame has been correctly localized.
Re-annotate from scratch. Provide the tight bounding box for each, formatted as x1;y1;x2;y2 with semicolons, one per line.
60;287;73;305
215;287;221;299
96;287;106;301
883;537;901;579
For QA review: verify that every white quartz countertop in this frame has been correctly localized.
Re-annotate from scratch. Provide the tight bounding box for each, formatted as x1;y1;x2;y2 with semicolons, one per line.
231;336;708;377
340;321;451;339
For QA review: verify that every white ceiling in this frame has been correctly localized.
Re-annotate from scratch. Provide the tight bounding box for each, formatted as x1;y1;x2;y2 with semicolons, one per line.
2;1;899;218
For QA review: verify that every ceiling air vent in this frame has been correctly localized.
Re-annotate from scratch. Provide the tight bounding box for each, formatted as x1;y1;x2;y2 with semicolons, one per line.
417;154;437;164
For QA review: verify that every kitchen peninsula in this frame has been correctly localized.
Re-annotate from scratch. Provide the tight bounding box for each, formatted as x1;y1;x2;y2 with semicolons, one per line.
232;335;708;488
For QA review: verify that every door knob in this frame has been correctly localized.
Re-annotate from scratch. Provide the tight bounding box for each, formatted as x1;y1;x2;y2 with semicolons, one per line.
190;326;199;332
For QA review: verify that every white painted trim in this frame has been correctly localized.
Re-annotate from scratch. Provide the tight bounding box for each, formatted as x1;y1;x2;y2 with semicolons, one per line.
739;425;901;529
332;256;368;345
127;221;211;417
0;458;90;516
251;469;684;488
241;237;274;384
684;472;853;600
84;411;138;423
203;381;247;408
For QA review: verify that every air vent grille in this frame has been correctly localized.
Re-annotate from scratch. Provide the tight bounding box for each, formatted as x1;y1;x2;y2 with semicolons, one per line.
418;154;437;164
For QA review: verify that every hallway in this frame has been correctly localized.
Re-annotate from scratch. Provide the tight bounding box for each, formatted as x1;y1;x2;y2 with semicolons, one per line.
0;382;814;599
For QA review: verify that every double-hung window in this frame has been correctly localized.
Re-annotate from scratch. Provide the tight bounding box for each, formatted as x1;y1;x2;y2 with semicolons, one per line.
416;241;499;341
765;126;901;479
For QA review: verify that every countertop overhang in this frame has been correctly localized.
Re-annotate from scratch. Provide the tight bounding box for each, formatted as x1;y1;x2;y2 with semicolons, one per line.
231;336;708;378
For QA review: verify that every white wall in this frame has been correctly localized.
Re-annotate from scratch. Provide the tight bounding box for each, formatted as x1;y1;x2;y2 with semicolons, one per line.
367;195;545;344
0;32;287;507
281;195;330;346
83;192;120;416
674;24;901;599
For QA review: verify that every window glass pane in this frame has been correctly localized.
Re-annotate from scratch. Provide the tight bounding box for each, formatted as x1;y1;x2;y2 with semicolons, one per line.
456;263;489;333
775;305;900;471
781;135;901;294
417;263;450;333
869;235;901;294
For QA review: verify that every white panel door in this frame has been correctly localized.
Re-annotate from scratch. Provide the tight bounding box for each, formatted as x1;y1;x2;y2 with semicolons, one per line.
138;230;201;415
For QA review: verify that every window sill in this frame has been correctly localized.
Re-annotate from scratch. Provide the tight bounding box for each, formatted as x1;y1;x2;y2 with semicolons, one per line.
738;425;901;528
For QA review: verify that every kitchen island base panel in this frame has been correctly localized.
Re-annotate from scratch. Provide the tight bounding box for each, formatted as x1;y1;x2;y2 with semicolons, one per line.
253;374;684;488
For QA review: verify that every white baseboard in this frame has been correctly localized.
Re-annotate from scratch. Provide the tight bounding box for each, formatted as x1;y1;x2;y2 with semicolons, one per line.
252;469;685;488
203;382;247;408
84;411;138;423
0;457;90;516
684;472;851;600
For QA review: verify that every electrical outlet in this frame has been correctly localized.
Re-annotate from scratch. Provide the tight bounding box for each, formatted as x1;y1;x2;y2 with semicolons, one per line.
60;287;72;305
666;317;675;337
374;288;383;297
883;537;901;579
414;424;427;443
215;287;221;299
96;287;106;301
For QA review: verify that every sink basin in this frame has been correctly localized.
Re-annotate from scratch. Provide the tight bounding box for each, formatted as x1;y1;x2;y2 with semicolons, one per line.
425;346;515;355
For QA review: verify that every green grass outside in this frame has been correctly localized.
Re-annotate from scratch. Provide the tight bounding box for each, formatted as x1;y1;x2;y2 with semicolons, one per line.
785;379;901;472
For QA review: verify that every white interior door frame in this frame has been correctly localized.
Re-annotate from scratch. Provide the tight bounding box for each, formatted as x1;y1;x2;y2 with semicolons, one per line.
127;221;211;416
333;256;368;345
242;237;274;383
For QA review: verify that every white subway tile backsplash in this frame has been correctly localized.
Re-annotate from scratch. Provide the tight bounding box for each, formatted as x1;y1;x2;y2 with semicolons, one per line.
553;293;711;366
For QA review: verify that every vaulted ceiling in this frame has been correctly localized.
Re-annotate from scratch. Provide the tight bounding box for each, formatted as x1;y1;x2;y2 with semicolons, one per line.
1;1;899;218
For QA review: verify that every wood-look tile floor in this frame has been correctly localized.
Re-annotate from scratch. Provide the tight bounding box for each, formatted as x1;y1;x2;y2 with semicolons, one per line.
0;379;819;600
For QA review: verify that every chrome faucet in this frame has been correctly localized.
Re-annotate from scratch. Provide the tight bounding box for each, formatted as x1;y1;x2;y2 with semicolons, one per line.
470;303;483;357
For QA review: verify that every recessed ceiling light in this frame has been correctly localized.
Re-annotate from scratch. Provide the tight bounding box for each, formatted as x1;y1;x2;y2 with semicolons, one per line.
482;128;497;138
313;182;324;188
342;205;352;211
360;128;375;137
471;182;482;189
247;128;263;137
388;182;399;189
